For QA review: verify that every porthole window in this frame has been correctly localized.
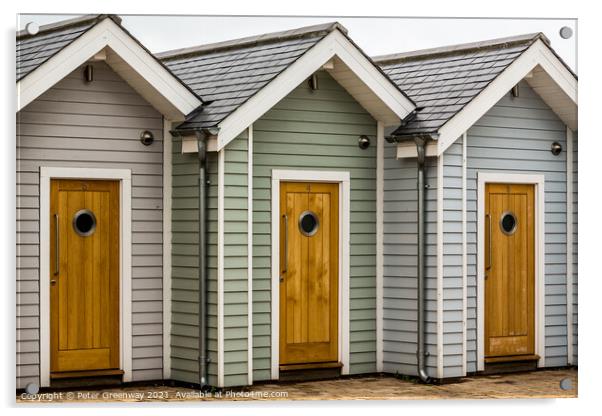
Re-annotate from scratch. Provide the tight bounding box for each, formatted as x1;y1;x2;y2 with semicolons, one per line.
500;211;517;235
73;209;97;237
299;210;319;237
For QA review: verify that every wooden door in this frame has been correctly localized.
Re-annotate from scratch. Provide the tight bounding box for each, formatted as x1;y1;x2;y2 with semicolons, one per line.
484;183;535;360
279;182;339;366
50;179;120;374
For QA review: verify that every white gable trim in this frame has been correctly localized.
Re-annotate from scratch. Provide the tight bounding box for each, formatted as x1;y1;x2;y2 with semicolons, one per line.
17;18;201;120
435;39;577;156
216;30;415;151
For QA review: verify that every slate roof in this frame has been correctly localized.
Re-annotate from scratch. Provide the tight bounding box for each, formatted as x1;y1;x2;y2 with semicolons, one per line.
16;15;120;81
157;23;347;132
374;33;550;137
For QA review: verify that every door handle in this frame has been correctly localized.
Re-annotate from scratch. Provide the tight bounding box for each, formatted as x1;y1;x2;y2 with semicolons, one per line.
282;214;288;277
485;213;492;274
54;214;59;276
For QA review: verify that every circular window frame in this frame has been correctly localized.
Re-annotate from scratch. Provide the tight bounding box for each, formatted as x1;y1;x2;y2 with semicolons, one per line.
499;211;518;236
298;210;319;237
73;209;97;237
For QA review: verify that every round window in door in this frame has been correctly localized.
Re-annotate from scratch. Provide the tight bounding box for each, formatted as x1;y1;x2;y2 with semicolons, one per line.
299;210;319;237
73;209;97;237
500;211;518;235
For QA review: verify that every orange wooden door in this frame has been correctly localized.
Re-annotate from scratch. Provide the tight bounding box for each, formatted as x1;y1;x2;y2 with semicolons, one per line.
484;183;535;359
279;182;339;366
50;179;120;374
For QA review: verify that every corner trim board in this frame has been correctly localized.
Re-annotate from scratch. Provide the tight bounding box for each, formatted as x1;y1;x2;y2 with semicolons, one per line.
376;121;384;373
39;166;132;387
476;171;546;371
566;127;574;365
270;169;351;380
461;132;468;376
217;149;225;387
436;154;444;379
247;125;254;384
162;118;173;380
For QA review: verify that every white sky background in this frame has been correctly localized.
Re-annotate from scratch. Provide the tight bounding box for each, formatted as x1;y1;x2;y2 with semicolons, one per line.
18;14;577;71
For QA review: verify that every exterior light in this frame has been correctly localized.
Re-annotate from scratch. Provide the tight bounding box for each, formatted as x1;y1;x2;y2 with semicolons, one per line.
140;130;155;146
358;135;371;150
511;84;519;97
83;64;94;83
551;141;562;156
308;73;319;91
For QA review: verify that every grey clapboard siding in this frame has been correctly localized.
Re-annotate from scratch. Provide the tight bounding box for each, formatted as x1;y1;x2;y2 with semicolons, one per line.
465;81;569;371
441;139;464;377
171;140;219;386
572;132;578;365
252;71;378;379
16;62;164;388
382;140;439;376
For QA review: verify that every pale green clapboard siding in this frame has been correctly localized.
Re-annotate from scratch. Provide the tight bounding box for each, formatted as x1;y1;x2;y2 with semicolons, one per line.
171;137;219;385
222;132;250;387
252;71;378;379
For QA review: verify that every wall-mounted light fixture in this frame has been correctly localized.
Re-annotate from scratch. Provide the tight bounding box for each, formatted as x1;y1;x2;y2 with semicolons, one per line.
83;64;94;83
511;84;519;98
140;130;155;146
308;73;319;91
358;135;371;150
551;141;562;156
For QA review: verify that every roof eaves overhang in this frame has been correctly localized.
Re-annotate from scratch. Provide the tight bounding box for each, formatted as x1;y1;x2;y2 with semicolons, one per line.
431;38;577;156
214;27;416;151
17;15;202;120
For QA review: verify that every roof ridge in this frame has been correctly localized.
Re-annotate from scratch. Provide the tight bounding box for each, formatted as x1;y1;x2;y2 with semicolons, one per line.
156;21;347;60
373;32;549;65
16;14;121;40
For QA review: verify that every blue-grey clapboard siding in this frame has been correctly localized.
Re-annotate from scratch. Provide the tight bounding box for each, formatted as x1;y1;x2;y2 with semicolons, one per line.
572;133;578;365
382;140;438;377
465;80;569;371
170;140;219;386
441;139;464;377
222;133;250;387
16;62;164;388
252;71;378;379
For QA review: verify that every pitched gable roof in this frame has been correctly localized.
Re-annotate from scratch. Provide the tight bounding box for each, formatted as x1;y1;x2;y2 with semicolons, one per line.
375;33;550;137
17;15;120;82
159;22;415;150
158;23;340;131
16;14;202;120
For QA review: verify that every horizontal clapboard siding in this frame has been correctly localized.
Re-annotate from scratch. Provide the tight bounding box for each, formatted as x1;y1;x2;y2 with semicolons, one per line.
442;139;464;377
16;62;164;388
252;71;378;379
171;139;219;386
572;133;578;365
222;133;250;387
382;139;438;376
465;81;569;371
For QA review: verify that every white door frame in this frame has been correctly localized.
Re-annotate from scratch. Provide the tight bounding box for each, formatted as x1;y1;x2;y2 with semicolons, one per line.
476;171;545;371
39;167;132;387
270;169;350;380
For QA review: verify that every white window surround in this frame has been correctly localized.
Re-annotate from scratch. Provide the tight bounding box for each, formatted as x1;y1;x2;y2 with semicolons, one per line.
38;167;132;387
270;170;351;380
16;17;201;120
476;172;546;371
215;30;415;151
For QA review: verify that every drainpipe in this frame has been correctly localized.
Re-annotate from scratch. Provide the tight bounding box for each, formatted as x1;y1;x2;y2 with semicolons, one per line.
414;136;432;384
196;131;208;388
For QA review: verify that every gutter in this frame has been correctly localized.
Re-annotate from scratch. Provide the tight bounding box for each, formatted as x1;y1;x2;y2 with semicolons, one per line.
386;132;434;384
